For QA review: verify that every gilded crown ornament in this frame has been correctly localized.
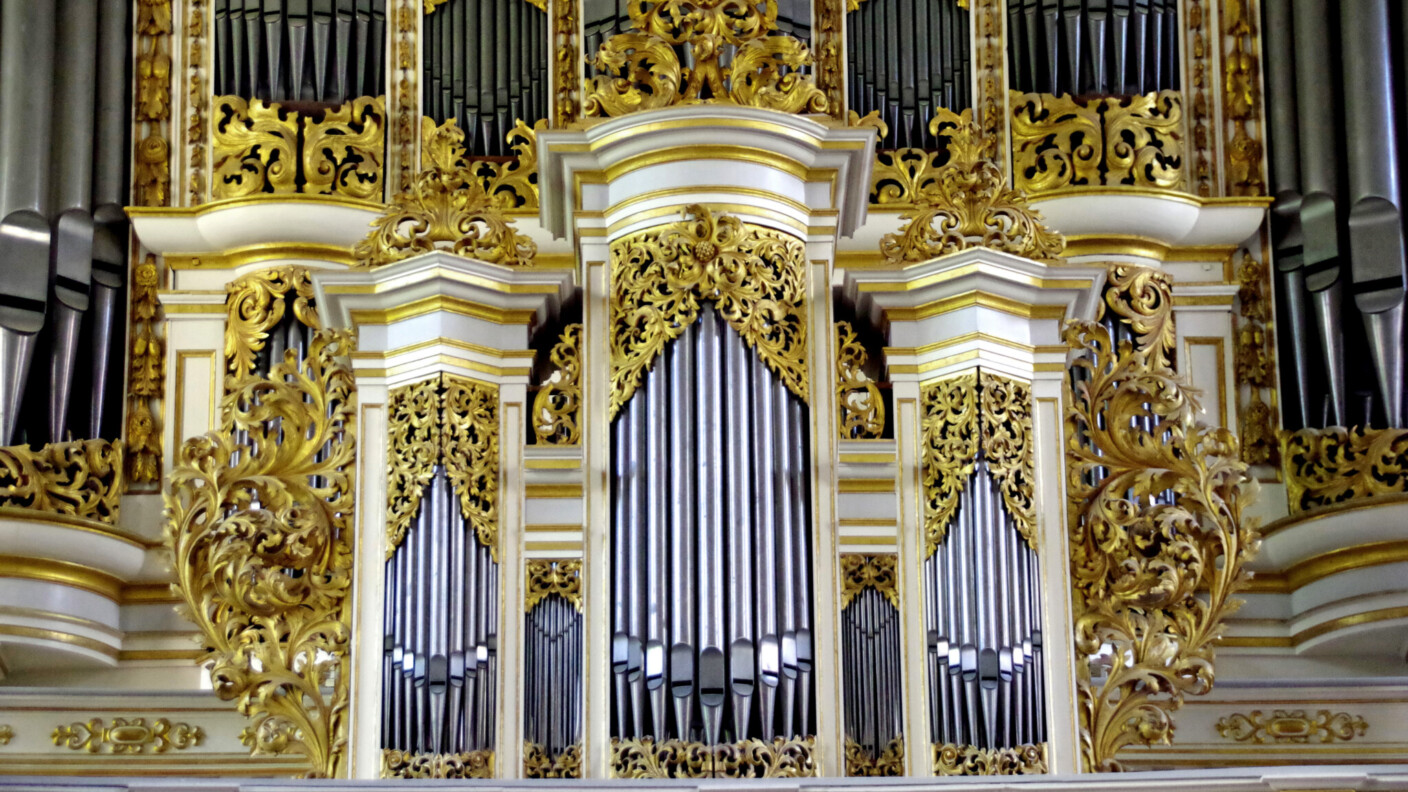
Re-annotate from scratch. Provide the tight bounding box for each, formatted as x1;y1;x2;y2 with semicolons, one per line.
582;0;827;117
354;117;536;268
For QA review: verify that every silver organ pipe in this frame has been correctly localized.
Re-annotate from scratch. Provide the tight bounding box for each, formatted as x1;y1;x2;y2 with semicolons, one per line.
610;304;815;749
840;556;903;769
213;0;387;104
525;580;583;763
1006;0;1178;97
381;465;500;756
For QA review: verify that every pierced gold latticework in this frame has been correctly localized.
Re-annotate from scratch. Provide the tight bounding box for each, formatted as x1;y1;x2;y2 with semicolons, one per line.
421;116;542;211
1011;90;1184;193
1280;427;1408;514
0;440;124;525
1065;316;1258;771
354;117;535;267
611;736;817;778
381;748;494;778
933;742;1046;775
165;330;357;778
524;741;583;778
843;736;904;777
836;322;885;439
582;0;827;117
532;324;582;445
211;96;385;200
880;109;1064;264
920;371;1036;557
839;554;898;610
525;559;582;612
385;375;500;559
610;205;808;419
225;267;322;386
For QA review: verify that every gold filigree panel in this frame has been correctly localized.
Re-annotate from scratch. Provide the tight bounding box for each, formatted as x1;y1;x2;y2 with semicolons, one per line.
1102;264;1177;371
1235;251;1277;465
524;741;582;778
582;0;826;116
385;374;500;559
51;718;204;754
0;439;124;525
533;324;582;445
165;330;357;778
610;205;808;419
880;110;1064;264
844;736;904;777
933;742;1046;775
1011;91;1184;193
421;117;543;211
611;736;817;778
225;267;321;387
354;118;535;267
920;371;1036;557
1065;317;1257;771
836;322;885;439
211;96;385;200
1281;427;1408;514
1216;710;1368;744
381;748;494;778
526;559;582;612
840;554;898;610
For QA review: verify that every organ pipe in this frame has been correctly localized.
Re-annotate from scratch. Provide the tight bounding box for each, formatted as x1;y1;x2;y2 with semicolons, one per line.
1006;0;1178;97
213;0;387;105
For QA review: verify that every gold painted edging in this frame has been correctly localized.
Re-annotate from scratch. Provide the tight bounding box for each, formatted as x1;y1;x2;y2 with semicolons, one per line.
0;625;118;659
349;295;538;326
0;556;124;600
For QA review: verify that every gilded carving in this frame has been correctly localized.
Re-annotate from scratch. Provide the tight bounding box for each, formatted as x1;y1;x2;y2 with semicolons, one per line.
212;97;385;200
125;255;164;485
881;110;1064;264
133;0;172;208
302;96;386;200
135;132;172;208
1065;318;1257;771
381;748;494;778
354;118;536;268
385;374;500;559
971;0;1006;159
612;736;817;778
813;0;845;116
836;322;884;439
186;0;207;203
1235;251;1277;465
1215;710;1368;744
0;725;10;745
843;736;903;777
136;36;172;122
225;267;321;386
1187;0;1213;196
51;718;203;754
1103;264;1177;371
395;0;417;192
0;440;124;525
840;554;898;610
526;560;583;612
1011;91;1184;193
420;117;542;212
582;0;827;117
524;741;582;778
1222;0;1265;196
533;324;582;445
165;330;357;778
1281;427;1408;514
610;205;808;419
933;742;1045;775
921;371;1036;557
552;0;580;125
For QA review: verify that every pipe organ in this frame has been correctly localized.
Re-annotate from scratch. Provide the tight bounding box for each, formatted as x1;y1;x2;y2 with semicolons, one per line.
1005;0;1180;96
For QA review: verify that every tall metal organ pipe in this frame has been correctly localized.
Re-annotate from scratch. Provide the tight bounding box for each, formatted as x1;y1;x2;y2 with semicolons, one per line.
524;591;583;761
610;305;815;746
841;568;903;763
1005;0;1179;97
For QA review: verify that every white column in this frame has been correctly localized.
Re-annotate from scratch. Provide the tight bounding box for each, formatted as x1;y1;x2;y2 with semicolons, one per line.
891;382;931;777
497;390;528;777
157;292;226;473
348;384;389;779
581;249;612;778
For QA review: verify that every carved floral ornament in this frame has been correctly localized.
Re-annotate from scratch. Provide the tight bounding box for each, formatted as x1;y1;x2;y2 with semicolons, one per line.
526;559;583;612
839;554;898;610
52;718;204;754
225;266;322;387
933;743;1046;775
611;736;817;778
844;737;904;777
610;205;808;419
835;322;885;439
582;0;827;117
533;324;583;446
354;117;536;268
1216;710;1368;744
382;748;493;778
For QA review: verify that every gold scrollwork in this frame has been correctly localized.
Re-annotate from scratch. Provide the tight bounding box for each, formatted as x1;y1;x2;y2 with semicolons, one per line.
971;0;1005;155
0;439;124;525
224;266;322;386
1215;710;1368;744
524;741;582;778
1281;427;1408;514
839;554;898;610
1235;251;1277;465
843;736;904;777
51;718;204;754
610;205;808;419
126;255;164;485
165;330;357;778
1222;0;1265;197
385;374;500;559
881;110;1065;264
355;118;535;268
611;736;817;778
526;559;583;612
1065;317;1257;772
920;371;1036;557
813;0;845;116
836;322;884;439
381;748;494;778
422;117;543;211
552;0;580;124
1103;264;1177;371
533;324;583;445
870;148;949;206
1011;90;1184;193
133;0;172;208
582;0;827;117
302;96;386;200
933;742;1046;775
212;96;299;198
